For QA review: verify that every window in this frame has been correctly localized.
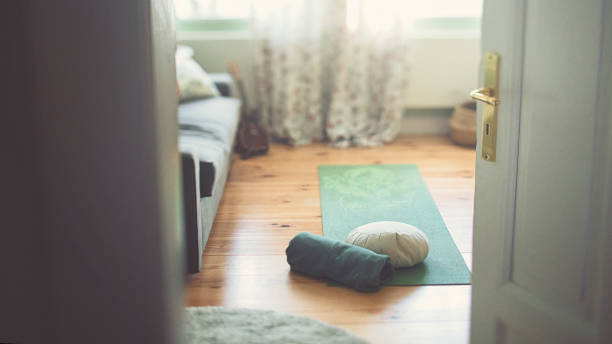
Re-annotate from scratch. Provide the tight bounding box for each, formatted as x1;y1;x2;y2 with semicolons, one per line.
175;0;252;19
174;0;483;35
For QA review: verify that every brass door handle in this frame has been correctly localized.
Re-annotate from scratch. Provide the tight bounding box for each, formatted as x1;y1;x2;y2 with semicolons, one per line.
472;52;500;162
470;87;500;106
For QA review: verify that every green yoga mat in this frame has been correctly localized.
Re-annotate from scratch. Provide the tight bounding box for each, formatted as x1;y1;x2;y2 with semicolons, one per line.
318;164;471;285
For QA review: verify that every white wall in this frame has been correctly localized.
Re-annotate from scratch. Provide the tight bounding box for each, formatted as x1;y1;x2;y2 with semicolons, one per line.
179;35;480;109
405;38;480;108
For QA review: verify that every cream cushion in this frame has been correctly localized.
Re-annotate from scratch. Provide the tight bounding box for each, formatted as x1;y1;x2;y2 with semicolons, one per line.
344;221;429;268
176;45;220;102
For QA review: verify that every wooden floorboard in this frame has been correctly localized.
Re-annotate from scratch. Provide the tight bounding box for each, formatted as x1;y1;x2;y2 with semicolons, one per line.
185;135;476;344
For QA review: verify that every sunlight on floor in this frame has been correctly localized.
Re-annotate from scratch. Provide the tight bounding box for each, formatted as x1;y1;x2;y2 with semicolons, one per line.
186;135;476;344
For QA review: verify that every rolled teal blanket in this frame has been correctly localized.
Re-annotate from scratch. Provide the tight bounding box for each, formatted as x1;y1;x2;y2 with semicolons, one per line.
286;232;395;292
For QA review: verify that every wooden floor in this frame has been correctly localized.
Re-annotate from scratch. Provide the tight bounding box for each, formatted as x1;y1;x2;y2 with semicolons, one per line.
185;135;476;344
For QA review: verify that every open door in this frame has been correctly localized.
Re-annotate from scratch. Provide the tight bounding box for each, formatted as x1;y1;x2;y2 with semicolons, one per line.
471;0;612;343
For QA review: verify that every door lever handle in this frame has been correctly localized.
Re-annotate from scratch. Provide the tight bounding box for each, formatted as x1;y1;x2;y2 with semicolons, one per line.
471;51;500;162
470;87;500;106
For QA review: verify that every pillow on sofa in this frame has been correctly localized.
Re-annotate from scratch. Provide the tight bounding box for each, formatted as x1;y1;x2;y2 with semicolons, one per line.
344;221;429;268
176;45;219;102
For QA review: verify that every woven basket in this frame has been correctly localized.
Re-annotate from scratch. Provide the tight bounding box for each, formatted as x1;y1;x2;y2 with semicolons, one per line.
449;101;477;146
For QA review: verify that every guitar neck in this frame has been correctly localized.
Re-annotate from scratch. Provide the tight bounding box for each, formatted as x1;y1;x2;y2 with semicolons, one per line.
228;62;250;111
234;78;250;111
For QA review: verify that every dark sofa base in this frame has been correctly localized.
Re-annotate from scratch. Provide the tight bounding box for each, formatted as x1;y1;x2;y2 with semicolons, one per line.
179;85;240;273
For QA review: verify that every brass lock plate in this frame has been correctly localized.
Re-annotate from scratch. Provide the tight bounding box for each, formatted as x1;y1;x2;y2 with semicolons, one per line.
481;52;500;162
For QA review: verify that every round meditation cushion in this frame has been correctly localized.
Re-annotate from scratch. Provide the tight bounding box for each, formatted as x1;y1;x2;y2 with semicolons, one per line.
344;221;429;268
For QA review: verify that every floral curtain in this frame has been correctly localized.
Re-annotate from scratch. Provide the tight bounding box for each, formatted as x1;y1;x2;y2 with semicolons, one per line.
252;0;410;147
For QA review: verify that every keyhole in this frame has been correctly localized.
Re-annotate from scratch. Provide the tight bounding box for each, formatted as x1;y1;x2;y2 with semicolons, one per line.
485;123;490;136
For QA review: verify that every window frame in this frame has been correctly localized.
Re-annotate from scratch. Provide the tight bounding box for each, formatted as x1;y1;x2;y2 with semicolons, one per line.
177;18;250;32
176;16;480;40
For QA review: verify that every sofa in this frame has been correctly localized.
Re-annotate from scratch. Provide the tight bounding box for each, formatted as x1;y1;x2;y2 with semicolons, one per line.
179;74;241;273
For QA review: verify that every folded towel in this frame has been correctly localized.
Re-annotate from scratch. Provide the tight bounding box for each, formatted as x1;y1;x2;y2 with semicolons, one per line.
286;232;395;292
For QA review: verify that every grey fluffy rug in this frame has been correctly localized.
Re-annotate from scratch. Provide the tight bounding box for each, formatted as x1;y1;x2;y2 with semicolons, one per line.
185;307;368;344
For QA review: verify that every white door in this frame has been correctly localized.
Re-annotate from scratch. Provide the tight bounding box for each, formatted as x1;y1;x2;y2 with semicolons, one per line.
471;0;612;343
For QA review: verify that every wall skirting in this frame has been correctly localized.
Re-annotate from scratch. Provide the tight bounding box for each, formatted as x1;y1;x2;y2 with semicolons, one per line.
401;108;453;135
